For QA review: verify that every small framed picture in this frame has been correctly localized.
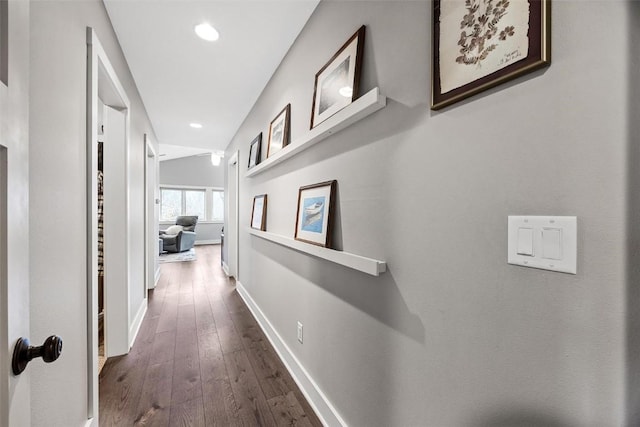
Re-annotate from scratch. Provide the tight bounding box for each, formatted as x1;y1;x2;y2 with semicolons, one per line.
294;180;337;248
251;194;267;231
248;133;262;169
310;26;365;129
267;104;291;158
432;0;550;110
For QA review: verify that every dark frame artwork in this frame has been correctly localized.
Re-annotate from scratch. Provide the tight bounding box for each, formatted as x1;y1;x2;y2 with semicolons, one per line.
294;180;337;248
310;26;365;129
251;194;267;231
247;132;262;169
267;104;291;158
432;0;550;110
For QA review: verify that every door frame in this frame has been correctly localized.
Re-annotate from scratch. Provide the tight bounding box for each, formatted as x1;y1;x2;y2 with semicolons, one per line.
86;27;131;421
0;144;7;427
144;135;158;290
226;151;239;278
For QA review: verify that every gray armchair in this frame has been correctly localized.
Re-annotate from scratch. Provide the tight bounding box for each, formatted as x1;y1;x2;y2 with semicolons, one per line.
159;216;198;253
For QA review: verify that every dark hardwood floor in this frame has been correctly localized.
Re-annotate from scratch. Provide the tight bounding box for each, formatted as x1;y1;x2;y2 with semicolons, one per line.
99;245;322;427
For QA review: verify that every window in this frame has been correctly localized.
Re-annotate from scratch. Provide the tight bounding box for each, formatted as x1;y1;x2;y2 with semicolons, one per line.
160;186;223;222
211;190;224;222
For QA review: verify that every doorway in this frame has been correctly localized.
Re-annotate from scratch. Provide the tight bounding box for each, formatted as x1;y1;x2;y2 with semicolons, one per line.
87;27;133;420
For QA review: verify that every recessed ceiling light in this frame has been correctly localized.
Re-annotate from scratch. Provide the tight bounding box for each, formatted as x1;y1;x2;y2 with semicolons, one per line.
195;23;219;41
190;123;203;129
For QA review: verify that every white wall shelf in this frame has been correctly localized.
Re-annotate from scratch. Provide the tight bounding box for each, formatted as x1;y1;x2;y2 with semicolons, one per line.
246;87;387;178
249;228;386;276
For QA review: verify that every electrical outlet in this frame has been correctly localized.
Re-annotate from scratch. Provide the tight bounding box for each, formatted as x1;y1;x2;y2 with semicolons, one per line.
297;321;303;344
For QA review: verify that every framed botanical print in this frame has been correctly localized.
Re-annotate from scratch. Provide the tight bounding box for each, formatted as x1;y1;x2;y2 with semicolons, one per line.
248;133;262;169
267;104;291;158
432;0;550;110
251;194;267;231
294;180;337;248
310;26;365;129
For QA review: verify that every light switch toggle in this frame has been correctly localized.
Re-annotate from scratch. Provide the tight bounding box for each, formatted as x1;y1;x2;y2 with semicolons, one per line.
517;227;534;256
542;228;562;260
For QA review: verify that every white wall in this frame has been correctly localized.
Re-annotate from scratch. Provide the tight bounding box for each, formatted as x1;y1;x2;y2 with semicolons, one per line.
29;1;158;425
226;2;639;425
160;155;224;243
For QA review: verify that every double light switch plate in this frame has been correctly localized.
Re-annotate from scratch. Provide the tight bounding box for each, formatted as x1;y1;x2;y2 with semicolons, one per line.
508;216;577;274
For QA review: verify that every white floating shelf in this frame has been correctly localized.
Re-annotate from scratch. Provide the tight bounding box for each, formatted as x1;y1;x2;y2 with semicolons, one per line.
248;229;386;276
246;87;387;178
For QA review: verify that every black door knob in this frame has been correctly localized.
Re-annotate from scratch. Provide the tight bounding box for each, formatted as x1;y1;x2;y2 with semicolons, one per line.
12;335;63;375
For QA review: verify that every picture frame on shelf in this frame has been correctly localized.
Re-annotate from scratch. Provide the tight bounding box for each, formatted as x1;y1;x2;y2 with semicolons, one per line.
267;104;291;158
251;194;267;231
247;133;262;169
310;25;365;129
431;0;550;110
294;180;337;248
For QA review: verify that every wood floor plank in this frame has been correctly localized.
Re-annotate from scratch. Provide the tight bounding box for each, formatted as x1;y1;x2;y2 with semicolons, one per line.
133;360;173;426
200;353;241;426
149;330;176;365
267;391;314;427
171;354;202;405
225;349;277;426
100;245;321;427
169;397;206;427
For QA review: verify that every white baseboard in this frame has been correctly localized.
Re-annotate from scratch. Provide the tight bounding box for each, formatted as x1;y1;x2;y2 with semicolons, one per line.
129;300;147;348
153;268;161;288
222;261;229;276
236;281;346;427
195;239;221;245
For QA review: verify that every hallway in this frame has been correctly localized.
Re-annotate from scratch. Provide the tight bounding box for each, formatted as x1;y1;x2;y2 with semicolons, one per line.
99;245;322;426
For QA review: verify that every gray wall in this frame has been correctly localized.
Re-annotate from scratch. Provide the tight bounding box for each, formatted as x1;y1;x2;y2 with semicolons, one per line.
160;155;224;243
226;2;639;426
29;1;158;424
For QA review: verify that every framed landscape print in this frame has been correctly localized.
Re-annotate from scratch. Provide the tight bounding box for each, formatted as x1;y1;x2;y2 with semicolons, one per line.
432;0;550;110
294;180;337;248
251;194;267;231
267;104;291;158
310;26;365;129
248;133;262;169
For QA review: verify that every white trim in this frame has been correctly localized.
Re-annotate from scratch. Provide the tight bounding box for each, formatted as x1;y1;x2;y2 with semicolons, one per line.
236;282;347;427
159;220;223;225
86;27;131;420
227;151;239;279
222;261;229;276
153;269;161;289
194;239;221;245
246;87;386;178
160;184;223;191
84;417;97;427
248;229;386;276
128;301;147;348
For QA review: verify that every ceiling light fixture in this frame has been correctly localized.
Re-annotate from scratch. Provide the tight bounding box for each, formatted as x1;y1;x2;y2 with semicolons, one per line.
190;123;203;129
211;152;222;166
195;23;219;42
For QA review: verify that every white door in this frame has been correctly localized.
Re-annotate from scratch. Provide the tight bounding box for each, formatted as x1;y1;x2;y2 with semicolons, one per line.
1;1;32;425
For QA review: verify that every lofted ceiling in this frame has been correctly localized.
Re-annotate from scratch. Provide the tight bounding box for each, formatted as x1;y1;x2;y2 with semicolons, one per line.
103;0;319;161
